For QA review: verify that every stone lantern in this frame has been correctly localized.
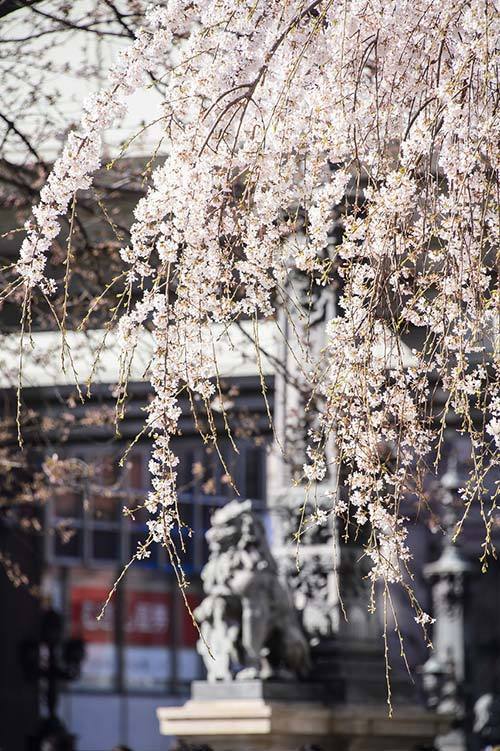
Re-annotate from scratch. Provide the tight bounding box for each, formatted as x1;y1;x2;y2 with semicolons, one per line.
421;456;473;751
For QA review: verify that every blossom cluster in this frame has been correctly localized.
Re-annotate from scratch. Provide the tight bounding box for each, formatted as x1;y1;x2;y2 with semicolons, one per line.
14;1;499;606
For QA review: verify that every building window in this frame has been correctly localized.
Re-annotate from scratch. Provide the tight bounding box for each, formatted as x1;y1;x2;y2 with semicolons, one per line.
44;436;266;693
45;438;266;572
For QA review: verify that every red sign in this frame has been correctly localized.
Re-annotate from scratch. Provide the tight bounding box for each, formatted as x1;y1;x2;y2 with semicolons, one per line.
71;587;114;644
126;590;171;646
71;586;202;647
71;587;171;646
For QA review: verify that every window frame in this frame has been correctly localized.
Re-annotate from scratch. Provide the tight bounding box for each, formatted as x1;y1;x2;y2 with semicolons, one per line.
44;437;266;571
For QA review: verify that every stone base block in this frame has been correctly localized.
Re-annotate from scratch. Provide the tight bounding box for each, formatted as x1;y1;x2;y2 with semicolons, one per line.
330;705;449;750
157;697;450;751
157;699;330;750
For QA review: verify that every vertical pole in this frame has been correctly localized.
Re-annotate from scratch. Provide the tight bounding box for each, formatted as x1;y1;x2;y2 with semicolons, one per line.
423;458;472;751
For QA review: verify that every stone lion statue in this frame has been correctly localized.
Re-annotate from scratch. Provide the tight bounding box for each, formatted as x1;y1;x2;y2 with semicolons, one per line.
194;499;310;682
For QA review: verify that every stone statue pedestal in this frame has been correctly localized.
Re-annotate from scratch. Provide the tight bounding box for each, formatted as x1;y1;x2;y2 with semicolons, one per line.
157;680;449;751
191;679;322;702
157;696;330;751
312;637;416;705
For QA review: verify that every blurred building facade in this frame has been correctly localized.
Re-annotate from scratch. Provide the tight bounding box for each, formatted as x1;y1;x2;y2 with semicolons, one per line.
1;321;499;751
0;4;498;751
0;356;272;750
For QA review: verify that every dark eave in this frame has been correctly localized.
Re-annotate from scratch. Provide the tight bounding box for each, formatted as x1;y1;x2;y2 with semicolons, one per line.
0;1;41;19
